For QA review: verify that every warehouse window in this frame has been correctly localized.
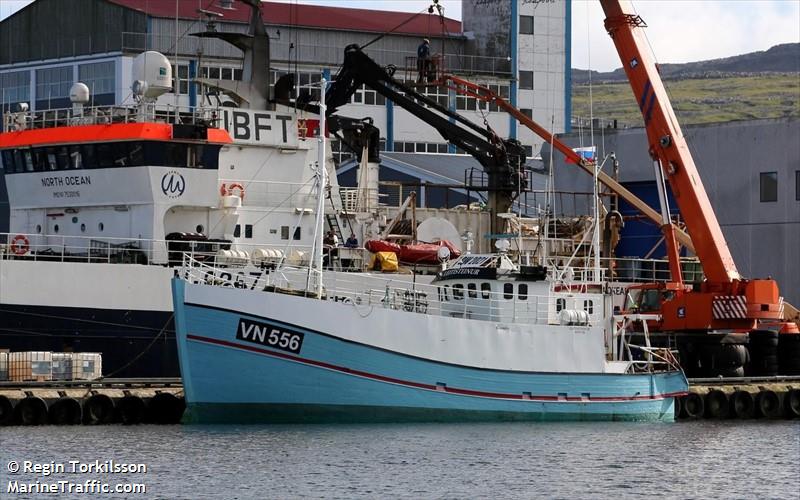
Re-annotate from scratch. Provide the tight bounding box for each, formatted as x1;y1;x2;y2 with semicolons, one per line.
520;15;534;35
36;66;73;103
760;172;778;202
519;71;533;90
796;171;799;201
520;108;533;119
78;61;115;96
0;71;31;109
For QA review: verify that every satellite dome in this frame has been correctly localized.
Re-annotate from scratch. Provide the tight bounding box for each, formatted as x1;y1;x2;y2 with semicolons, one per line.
69;83;90;104
131;51;173;99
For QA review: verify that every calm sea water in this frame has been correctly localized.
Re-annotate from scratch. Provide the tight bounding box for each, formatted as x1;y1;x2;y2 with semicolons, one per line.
2;421;798;499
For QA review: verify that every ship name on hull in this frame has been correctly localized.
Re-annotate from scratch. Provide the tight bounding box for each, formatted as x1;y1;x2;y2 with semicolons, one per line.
41;175;91;187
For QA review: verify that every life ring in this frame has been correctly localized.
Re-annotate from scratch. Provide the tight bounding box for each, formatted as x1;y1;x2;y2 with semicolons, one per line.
10;234;29;256
220;183;246;201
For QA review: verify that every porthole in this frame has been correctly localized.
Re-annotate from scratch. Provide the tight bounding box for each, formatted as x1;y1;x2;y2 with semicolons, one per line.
98;223;104;232
80;223;86;232
196;225;204;233
35;224;41;233
71;216;78;223
53;224;59;233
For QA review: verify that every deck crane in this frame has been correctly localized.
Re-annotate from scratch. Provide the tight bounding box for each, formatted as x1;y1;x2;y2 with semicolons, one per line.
325;44;528;240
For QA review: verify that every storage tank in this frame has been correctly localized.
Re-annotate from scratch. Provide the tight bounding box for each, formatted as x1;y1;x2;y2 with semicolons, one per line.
131;51;173;99
9;352;52;382
0;351;7;381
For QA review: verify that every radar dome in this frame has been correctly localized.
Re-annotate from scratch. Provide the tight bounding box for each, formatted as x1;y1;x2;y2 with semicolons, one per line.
69;83;90;104
131;51;173;98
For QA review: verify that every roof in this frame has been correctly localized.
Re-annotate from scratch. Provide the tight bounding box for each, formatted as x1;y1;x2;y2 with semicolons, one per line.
105;0;462;37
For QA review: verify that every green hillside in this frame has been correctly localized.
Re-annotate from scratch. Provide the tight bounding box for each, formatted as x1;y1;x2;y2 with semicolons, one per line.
571;74;800;127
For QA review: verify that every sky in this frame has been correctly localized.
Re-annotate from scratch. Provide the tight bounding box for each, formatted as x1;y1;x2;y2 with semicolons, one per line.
1;0;798;72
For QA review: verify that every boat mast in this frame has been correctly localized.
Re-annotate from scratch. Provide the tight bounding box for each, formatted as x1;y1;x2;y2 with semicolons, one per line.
311;78;328;297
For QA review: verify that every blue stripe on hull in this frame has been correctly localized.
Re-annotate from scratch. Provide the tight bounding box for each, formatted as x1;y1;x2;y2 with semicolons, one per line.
172;280;686;424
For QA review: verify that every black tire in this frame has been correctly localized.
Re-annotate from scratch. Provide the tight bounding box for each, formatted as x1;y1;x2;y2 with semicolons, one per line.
674;395;683;420
704;390;730;419
118;396;146;425
717;366;745;378
756;390;783;419
750;353;779;376
750;329;779;347
681;393;704;419
83;394;115;425
785;389;800;419
15;397;48;426
47;398;82;425
0;396;14;426
731;391;756;419
146;393;185;424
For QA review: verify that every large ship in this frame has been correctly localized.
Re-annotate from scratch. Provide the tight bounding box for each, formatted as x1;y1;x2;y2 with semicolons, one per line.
0;1;354;377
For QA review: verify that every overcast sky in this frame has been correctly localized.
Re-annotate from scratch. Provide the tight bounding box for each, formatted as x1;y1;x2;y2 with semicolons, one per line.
2;0;798;72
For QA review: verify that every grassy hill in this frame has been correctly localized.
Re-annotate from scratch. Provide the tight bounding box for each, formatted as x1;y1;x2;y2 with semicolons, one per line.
572;73;800;127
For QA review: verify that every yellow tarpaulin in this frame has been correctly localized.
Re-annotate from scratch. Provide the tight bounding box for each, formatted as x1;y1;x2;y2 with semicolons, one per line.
369;251;398;272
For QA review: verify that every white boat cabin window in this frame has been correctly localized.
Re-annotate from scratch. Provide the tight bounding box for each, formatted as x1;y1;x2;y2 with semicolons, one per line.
584;300;594;314
453;284;464;300
467;283;477;298
98;223;104;232
293;227;301;240
518;283;528;301
281;226;290;240
556;298;566;312
53;224;59;234
503;283;513;300
481;283;491;299
438;285;450;302
195;225;204;234
245;225;253;239
234;225;241;238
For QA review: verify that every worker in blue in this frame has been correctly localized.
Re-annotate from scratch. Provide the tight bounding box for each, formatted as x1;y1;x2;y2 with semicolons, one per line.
417;38;431;83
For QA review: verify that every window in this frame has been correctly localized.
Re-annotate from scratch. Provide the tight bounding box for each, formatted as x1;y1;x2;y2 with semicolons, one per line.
293;227;301;240
281;226;289;240
518;283;528;301
78;61;115;95
0;71;31;109
520;108;533;119
519;71;534;90
503;283;514;300
467;283;477;298
36;66;73;106
245;224;253;239
520;15;534;35
584;300;594;314
234;224;241;238
796;171;799;201
453;284;464;300
481;282;491;299
760;172;778;202
556;298;566;312
172;64;189;94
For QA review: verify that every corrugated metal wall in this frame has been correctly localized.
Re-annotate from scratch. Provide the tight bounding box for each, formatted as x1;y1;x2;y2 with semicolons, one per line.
0;0;146;65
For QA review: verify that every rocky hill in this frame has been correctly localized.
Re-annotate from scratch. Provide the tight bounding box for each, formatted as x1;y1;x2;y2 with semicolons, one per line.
572;43;799;84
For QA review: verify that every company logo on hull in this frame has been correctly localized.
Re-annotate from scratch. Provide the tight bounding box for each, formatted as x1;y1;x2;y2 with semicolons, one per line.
161;171;185;198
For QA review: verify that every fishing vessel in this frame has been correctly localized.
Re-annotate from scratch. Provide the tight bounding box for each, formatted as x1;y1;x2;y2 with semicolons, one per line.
172;240;688;423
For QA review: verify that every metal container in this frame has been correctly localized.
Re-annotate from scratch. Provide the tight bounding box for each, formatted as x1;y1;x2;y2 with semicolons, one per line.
51;353;73;381
0;351;8;381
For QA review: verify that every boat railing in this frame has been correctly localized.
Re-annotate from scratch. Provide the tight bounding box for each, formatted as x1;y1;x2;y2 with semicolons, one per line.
0;232;314;268
611;313;684;374
2;103;225;132
181;255;611;327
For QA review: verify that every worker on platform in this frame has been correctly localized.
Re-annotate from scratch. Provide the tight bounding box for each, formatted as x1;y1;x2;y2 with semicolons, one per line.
345;233;359;248
417;38;431;83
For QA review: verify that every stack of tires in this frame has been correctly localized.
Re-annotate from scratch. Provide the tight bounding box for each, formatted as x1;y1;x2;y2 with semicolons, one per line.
696;342;748;378
748;330;779;376
778;334;800;375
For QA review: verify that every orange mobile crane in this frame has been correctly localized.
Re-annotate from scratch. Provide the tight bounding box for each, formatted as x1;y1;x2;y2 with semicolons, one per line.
438;0;797;375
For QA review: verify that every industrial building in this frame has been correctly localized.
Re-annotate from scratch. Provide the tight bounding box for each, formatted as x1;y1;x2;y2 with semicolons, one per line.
545;117;800;305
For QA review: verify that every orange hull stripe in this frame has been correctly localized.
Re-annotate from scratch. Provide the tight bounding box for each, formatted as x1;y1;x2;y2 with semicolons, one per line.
0;123;232;148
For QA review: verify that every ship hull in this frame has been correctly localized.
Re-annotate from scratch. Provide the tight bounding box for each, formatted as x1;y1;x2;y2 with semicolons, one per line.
173;279;687;424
